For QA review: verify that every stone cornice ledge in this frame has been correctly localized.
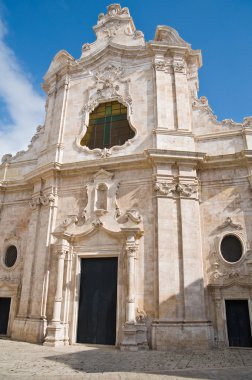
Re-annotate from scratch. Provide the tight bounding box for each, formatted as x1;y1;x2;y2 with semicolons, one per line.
200;150;252;169
24;153;149;182
145;149;206;164
195;129;243;141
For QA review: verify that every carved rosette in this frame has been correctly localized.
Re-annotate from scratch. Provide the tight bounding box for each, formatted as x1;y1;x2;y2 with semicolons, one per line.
154;179;199;199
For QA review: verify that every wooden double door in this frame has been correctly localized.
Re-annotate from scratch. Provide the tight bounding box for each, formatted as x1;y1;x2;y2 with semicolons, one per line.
77;258;118;345
0;297;11;335
226;300;252;347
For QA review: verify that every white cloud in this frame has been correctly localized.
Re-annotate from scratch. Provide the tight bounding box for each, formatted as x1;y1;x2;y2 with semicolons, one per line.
0;18;45;158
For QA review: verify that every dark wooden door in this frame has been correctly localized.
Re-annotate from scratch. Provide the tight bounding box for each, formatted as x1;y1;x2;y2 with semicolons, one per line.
77;257;118;345
226;300;252;347
0;297;11;335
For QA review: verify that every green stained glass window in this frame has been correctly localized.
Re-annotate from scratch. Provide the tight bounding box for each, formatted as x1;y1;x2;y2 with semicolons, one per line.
80;101;135;149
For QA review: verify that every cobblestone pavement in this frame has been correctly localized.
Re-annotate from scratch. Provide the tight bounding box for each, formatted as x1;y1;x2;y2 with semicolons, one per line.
1;338;252;379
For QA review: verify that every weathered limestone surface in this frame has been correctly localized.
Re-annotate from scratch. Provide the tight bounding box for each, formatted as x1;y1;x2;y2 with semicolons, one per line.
0;4;252;351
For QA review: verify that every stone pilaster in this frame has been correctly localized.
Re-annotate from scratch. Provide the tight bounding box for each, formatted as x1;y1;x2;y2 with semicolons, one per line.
173;56;191;131
120;228;148;351
153;172;212;349
44;240;69;346
153;51;172;130
12;185;57;343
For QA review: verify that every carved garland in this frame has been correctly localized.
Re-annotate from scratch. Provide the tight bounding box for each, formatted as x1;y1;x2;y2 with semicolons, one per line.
154;180;198;199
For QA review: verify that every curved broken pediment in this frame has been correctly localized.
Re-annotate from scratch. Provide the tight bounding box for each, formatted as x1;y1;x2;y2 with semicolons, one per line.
154;25;190;47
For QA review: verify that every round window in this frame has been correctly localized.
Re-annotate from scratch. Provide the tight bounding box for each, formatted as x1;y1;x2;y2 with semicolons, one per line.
220;235;243;263
4;245;18;268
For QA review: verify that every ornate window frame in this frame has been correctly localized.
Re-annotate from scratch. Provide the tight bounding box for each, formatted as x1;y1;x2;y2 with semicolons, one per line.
218;232;245;265
1;239;20;271
76;97;136;158
76;65;137;158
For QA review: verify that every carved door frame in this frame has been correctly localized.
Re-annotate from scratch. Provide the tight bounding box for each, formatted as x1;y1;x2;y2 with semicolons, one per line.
70;249;124;346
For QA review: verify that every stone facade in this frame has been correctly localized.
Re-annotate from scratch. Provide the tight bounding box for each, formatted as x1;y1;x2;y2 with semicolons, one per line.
0;4;252;350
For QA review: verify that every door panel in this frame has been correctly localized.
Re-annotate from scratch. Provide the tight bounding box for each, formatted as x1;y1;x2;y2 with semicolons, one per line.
0;297;11;335
226;300;252;347
77;257;118;345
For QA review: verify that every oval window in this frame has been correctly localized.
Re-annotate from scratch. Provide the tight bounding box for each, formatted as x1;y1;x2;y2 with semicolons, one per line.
220;235;242;263
80;101;135;149
4;245;18;268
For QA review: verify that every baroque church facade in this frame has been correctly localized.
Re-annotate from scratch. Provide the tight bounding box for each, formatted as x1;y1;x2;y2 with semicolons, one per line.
1;4;252;350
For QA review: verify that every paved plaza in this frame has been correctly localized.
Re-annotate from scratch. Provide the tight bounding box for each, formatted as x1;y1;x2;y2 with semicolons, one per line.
1;338;252;379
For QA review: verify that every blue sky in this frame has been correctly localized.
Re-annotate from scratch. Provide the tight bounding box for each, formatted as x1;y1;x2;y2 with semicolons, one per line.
0;0;251;156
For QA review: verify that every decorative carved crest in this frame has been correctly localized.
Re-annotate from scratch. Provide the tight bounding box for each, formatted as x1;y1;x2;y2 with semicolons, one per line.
217;217;242;231
93;169;114;181
92;218;103;228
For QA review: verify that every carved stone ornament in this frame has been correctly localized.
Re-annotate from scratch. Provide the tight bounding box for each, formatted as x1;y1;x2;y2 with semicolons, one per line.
28;125;45;149
153;59;172;73
1;153;12;164
92;218;103;228
82;43;90;52
173;60;186;74
217;217;242;231
127;296;135;303
93;4;138;44
208;259;252;286
101;21;120;39
154;180;198;199
192;96;217;122
0;274;21;284
126;245;137;257
62;215;78;229
221;119;242;127
29;192;55;210
125;209;142;224
136;308;147;323
243;116;252;127
134;30;144;39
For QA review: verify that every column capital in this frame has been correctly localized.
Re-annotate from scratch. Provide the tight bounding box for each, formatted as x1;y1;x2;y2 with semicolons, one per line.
55;239;70;256
121;227;143;240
